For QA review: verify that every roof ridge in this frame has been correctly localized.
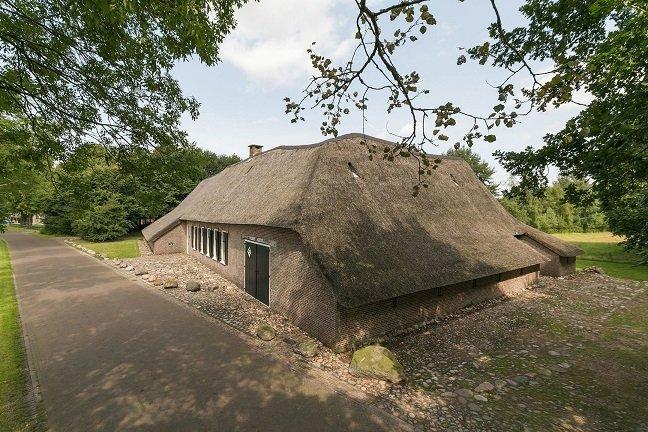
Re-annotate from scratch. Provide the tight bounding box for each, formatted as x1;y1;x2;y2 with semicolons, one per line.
244;133;461;160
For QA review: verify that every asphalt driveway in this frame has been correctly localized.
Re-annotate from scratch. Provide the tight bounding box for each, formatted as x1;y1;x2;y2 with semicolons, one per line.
3;232;409;432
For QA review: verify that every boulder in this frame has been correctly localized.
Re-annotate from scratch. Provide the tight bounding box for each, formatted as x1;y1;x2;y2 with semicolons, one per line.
119;263;128;268
147;274;157;282
512;375;530;385
134;268;148;276
163;279;178;289
186;281;201;292
256;325;276;341
348;345;405;383
474;381;495;393
293;340;319;358
125;266;134;271
583;266;605;275
456;388;474;398
153;279;163;286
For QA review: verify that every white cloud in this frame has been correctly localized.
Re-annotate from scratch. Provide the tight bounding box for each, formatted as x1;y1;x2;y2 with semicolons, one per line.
221;0;354;86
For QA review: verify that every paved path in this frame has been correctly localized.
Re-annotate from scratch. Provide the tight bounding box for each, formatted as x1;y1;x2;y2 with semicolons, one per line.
4;233;409;432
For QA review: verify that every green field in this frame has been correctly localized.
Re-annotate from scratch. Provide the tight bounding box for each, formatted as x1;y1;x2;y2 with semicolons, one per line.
553;232;648;281
74;235;141;259
0;240;38;431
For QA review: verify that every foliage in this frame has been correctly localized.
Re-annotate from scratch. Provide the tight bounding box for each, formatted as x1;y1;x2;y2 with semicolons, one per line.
71;191;134;242
501;177;608;233
605;186;648;264
0;117;51;228
444;147;498;194
0;0;247;159
489;0;648;262
37;143;239;241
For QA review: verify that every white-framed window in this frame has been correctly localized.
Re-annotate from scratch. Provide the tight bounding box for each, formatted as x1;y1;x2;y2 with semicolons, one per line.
191;226;196;250
220;231;228;265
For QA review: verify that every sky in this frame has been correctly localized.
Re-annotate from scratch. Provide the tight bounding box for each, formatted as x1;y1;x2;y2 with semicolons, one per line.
171;0;584;187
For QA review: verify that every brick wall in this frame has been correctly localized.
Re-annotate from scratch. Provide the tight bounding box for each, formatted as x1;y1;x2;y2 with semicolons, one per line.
182;222;339;345
517;236;576;276
333;266;539;351
151;224;185;254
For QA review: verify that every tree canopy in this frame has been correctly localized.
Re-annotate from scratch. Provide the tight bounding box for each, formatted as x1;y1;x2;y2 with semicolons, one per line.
0;0;246;159
501;177;608;234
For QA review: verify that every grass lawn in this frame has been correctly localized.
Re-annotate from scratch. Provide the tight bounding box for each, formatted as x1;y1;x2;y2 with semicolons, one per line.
74;234;141;259
5;225;141;259
0;239;39;431
553;232;648;281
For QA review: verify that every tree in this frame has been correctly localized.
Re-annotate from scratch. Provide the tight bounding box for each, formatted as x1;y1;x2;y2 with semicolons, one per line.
500;177;608;233
0;116;51;228
37;142;240;240
287;0;646;259
0;0;246;160
445;147;498;194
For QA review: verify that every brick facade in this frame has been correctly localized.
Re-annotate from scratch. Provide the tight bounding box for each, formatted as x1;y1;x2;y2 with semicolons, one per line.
153;222;542;349
334;266;539;350
181;222;339;344
151;224;185;254
517;236;576;276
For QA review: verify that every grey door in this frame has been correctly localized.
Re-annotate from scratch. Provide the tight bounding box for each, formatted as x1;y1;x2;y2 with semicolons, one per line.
244;242;270;305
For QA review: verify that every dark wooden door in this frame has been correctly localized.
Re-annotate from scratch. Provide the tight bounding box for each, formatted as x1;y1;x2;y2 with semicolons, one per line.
244;242;270;305
256;245;270;305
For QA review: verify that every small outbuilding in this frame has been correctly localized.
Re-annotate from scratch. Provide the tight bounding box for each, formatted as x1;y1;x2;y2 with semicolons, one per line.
143;134;581;349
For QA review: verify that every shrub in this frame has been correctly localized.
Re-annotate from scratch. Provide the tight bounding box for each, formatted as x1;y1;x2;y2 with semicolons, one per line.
41;199;75;235
72;193;133;242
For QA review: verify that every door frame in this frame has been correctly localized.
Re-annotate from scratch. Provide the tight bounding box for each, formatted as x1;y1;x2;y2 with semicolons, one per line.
243;240;271;307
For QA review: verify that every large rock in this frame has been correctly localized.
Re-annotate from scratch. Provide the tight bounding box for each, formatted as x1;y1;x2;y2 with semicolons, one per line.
186;281;201;292
348;345;405;383
163;279;178;289
134;268;148;276
474;381;495;393
293;340;319;358
583;266;605;275
256;325;276;341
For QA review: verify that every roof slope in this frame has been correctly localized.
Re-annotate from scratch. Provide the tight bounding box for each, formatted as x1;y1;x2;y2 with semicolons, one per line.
143;134;581;307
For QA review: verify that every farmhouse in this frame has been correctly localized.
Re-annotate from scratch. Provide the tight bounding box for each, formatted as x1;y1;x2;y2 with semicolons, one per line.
143;134;581;349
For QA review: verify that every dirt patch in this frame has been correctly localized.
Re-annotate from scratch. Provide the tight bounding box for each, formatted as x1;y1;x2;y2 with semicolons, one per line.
116;253;648;431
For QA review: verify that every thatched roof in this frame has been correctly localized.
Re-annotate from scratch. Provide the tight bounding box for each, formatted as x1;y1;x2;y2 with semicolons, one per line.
143;133;581;308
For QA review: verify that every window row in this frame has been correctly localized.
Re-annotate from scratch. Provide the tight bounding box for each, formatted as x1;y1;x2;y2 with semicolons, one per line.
190;225;228;265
